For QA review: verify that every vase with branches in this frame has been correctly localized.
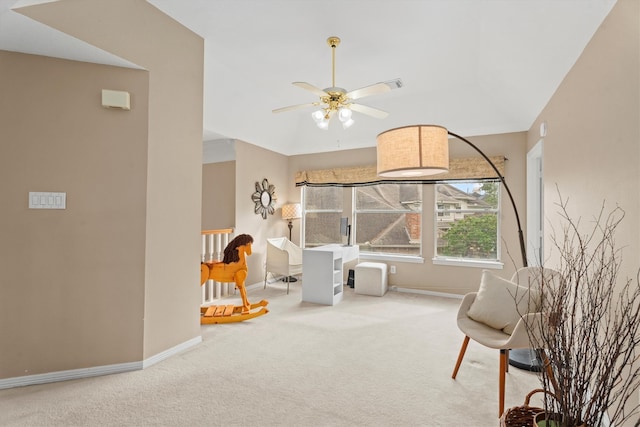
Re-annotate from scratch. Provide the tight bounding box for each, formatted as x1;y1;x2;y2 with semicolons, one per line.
525;195;640;427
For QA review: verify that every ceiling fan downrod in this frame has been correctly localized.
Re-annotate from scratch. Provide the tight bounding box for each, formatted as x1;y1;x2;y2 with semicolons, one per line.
327;36;340;89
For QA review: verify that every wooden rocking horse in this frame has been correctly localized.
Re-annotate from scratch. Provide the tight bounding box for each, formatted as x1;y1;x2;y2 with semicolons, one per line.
200;234;268;324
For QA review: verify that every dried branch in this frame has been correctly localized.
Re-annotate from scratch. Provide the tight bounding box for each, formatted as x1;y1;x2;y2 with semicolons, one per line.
525;192;640;427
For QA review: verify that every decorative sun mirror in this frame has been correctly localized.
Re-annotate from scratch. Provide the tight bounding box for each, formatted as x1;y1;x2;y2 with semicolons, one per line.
252;178;277;219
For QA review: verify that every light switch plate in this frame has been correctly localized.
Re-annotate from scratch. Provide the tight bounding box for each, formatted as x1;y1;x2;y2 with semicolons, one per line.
29;192;66;209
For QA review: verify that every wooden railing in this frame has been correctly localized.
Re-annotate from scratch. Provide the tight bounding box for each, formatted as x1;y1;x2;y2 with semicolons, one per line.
201;228;234;305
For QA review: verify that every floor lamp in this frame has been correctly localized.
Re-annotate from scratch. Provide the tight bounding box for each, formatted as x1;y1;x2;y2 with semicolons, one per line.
281;203;302;283
377;125;538;370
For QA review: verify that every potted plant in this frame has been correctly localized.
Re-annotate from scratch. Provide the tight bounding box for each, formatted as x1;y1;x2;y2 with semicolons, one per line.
524;195;640;427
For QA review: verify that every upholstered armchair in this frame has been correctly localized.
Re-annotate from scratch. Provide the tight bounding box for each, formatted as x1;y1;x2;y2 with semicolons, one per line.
264;237;303;294
451;267;557;417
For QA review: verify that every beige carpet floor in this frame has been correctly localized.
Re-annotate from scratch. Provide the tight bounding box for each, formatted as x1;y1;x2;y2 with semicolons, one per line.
0;280;542;426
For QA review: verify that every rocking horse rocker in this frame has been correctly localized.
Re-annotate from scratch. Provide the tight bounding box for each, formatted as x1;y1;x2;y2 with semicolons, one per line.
199;234;269;324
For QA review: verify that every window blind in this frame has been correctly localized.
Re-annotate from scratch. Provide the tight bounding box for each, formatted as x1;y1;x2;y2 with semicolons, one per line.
295;156;505;187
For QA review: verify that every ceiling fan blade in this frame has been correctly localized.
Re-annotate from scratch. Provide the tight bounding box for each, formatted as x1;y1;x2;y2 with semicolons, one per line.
272;103;318;114
346;82;390;100
349;103;389;119
292;82;328;97
346;78;403;100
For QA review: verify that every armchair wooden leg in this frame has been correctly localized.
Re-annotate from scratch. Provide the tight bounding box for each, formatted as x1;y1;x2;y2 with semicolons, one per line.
452;336;470;379
499;349;507;417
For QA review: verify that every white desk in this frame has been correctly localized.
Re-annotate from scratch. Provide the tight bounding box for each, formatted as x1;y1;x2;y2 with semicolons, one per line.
302;244;359;305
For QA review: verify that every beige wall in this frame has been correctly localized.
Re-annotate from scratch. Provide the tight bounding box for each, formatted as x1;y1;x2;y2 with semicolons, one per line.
1;1;204;382
289;132;527;295
202;161;236;230
0;52;150;378
527;0;639;279
234;141;292;286
527;0;639;414
19;0;206;360
20;0;205;362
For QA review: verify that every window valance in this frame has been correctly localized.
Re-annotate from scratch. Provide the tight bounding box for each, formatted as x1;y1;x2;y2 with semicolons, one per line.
295;156;505;187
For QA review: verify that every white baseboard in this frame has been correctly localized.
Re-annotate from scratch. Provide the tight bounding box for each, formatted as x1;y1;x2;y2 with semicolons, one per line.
0;335;202;390
142;336;202;369
0;361;143;390
391;286;464;299
258;278;463;300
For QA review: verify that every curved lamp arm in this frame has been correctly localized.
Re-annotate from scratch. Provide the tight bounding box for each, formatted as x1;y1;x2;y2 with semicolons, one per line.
448;131;528;267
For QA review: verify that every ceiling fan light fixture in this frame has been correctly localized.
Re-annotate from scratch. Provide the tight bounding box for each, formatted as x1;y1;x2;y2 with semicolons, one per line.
338;107;352;122
273;36;402;130
312;110;325;123
312;109;331;129
338;107;354;128
341;118;354;129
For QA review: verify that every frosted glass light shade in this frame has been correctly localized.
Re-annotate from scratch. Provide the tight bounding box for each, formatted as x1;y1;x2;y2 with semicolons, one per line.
312;110;325;122
338;108;352;122
282;203;302;220
376;125;449;177
341;118;354;129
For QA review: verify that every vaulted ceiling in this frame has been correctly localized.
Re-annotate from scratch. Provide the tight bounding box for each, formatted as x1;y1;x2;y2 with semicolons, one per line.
1;0;617;159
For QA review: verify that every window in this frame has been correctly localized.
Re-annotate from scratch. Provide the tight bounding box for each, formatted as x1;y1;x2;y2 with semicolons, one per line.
303;186;343;248
354;183;422;256
302;184;422;256
435;181;500;261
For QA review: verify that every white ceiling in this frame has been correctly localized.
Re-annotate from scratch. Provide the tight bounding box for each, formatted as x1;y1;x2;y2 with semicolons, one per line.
1;0;617;159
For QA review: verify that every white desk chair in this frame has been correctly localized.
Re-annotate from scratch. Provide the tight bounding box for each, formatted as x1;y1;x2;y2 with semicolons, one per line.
264;237;303;294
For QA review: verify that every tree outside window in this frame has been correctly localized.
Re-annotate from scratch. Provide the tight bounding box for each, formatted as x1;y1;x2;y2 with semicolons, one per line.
435;181;500;261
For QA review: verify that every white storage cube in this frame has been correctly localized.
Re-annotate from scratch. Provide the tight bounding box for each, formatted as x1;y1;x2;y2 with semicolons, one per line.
354;262;388;296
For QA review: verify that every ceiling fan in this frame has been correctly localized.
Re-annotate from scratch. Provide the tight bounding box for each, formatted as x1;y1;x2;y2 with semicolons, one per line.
272;36;403;129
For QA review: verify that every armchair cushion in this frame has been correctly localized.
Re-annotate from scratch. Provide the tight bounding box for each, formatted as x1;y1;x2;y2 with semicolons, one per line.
467;269;540;335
